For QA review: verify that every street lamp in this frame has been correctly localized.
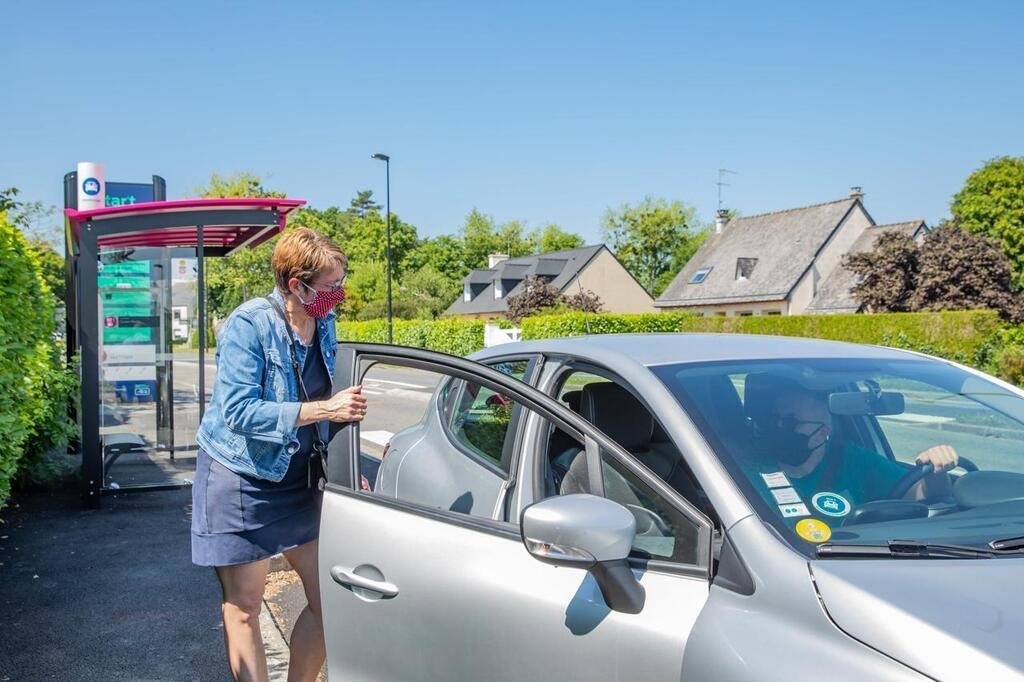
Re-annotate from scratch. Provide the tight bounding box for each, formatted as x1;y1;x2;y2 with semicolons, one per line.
371;153;393;343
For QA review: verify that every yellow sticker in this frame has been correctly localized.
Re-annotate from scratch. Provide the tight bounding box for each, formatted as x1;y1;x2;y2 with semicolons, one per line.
795;518;832;544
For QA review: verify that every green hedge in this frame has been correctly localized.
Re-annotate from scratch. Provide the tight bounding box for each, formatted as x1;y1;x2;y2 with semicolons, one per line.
522;310;1004;366
0;212;77;510
337;318;485;357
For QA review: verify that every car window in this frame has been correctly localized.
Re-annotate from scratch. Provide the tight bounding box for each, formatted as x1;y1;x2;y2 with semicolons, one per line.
361;360;532;522
444;360;530;471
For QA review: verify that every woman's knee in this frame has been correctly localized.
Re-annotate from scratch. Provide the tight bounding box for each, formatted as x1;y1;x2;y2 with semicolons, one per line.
222;591;264;621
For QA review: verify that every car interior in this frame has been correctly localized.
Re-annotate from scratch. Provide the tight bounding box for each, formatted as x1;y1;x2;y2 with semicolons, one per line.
544;373;717;524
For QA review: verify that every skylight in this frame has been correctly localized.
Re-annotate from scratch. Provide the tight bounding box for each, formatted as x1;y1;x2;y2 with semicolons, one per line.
689;267;712;284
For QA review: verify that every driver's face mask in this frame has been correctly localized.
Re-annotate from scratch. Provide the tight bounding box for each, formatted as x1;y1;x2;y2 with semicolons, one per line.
767;415;829;466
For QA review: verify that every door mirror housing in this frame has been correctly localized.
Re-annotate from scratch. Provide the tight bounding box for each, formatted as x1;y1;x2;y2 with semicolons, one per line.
521;494;645;614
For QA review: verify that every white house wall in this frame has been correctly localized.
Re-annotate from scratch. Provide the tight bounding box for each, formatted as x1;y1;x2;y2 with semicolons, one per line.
571;248;656;313
788;202;873;315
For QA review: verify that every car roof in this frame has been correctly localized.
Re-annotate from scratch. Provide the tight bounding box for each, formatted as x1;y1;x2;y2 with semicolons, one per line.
470;332;924;367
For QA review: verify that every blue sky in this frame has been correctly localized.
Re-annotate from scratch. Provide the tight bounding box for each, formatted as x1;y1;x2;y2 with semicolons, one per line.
4;0;1023;242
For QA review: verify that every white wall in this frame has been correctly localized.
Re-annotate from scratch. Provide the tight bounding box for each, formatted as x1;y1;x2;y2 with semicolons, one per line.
571;248;656;313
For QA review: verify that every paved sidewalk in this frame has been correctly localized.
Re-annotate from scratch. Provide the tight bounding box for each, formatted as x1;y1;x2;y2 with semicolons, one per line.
0;488;231;681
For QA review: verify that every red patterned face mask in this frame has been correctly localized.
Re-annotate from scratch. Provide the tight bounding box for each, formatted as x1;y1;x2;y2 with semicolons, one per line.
298;282;346;318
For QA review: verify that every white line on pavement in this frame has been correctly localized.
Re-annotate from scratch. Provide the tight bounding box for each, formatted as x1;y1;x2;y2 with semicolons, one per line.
361;430;394;446
365;378;427;389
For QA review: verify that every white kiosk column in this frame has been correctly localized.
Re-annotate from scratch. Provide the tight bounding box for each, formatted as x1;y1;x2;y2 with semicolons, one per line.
76;161;105;210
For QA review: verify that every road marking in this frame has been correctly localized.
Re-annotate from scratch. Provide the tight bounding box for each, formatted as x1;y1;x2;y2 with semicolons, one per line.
361;430;394;446
361;388;385;396
366;378;427;389
386;388;432;402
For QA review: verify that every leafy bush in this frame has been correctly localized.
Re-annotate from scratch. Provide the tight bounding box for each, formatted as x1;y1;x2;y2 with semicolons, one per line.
337;318;485;357
0;212;76;509
523;310;1003;366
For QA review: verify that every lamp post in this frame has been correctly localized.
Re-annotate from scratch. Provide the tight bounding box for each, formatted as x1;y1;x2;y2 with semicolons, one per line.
371;153;393;343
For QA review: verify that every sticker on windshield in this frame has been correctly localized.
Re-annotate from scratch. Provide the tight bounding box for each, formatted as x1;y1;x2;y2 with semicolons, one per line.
778;502;810;518
812;492;851;518
795;518;832;544
761;471;790;488
770;487;801;504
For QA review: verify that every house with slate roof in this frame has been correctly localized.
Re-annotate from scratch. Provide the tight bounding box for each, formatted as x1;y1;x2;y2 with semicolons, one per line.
445;244;655;319
655;189;928;316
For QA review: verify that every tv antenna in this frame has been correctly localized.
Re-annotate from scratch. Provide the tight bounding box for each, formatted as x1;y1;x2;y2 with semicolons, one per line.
717;168;737;212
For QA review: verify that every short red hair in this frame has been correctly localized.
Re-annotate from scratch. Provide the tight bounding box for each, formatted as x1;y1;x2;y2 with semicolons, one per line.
272;228;348;292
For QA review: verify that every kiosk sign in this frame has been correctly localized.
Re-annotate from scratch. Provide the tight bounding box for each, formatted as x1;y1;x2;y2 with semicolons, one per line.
76;161;105;210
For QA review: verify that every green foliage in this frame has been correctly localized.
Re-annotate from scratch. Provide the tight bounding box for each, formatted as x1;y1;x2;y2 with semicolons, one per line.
601;196;700;295
27;238;66;302
523;310;1003;366
531;224;585;253
195;171;286;199
337;317;485;357
0;212;76;509
457;209;585;269
396;265;461;319
951;156;1024;287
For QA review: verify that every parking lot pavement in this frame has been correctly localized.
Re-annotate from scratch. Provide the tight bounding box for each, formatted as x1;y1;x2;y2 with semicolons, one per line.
0;488;231;681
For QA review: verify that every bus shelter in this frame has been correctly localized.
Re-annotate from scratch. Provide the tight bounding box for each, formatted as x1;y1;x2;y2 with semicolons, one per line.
64;198;305;506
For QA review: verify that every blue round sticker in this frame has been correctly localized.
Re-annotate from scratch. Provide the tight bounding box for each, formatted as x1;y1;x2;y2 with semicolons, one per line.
82;177;101;196
812;492;851;517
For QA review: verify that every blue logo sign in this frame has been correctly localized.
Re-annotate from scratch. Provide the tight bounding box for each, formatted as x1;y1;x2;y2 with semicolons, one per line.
82;177;101;196
812;492;851;517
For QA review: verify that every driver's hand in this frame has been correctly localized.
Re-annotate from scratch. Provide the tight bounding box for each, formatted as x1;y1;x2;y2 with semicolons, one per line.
916;445;959;473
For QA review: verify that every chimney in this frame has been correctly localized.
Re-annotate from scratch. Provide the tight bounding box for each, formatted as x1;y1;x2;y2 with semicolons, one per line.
488;253;509;268
715;209;730;234
849;186;864;200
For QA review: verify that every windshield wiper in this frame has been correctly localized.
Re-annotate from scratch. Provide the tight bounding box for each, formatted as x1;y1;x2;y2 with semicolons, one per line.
989;535;1024;551
816;539;998;559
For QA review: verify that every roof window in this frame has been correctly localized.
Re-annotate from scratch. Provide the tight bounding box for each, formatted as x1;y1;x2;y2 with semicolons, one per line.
689;267;712;284
735;257;758;281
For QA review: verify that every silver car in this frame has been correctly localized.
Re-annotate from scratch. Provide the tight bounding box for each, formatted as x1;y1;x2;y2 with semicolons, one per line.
320;334;1024;681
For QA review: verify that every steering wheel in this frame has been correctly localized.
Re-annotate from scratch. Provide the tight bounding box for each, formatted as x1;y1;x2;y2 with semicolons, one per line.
887;456;979;499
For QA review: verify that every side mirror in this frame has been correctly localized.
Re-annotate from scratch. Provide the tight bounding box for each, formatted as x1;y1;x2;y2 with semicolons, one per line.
521;494;645;614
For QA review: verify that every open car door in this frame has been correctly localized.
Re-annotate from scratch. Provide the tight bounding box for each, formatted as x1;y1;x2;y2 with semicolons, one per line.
319;343;714;682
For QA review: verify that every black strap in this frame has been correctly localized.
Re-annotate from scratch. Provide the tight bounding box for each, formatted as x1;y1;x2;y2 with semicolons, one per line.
265;296;327;453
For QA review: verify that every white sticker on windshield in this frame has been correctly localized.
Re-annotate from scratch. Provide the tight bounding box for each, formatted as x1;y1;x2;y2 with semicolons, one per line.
779;502;810;518
771;487;802;504
761;471;790;488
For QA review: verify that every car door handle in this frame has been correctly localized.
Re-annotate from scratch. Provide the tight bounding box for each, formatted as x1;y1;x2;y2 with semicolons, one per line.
330;565;399;599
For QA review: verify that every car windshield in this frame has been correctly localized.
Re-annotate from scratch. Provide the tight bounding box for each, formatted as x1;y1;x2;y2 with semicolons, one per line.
651;358;1024;557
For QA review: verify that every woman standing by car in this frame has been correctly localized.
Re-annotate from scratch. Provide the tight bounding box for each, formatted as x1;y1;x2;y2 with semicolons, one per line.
192;227;367;681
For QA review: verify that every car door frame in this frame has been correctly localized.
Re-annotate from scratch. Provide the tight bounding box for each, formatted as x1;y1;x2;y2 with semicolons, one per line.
328;342;715;575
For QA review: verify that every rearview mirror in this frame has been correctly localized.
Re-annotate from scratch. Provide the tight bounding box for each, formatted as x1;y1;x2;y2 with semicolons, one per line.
829;390;904;416
521;494;645;614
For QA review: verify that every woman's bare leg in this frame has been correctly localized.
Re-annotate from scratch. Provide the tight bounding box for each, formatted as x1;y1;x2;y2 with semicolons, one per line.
216;558;272;682
282;540;325;682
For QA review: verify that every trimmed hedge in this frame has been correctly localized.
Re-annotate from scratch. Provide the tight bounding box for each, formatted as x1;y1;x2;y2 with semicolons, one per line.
337;318;485;357
522;310;1004;366
0;212;76;510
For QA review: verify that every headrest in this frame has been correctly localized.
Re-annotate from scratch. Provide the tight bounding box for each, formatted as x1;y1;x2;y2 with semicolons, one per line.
561;390;582;414
580;382;654;452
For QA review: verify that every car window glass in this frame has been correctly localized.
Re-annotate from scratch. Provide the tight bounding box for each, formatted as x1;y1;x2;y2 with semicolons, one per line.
446;360;529;470
359;361;530;522
551;430;703;565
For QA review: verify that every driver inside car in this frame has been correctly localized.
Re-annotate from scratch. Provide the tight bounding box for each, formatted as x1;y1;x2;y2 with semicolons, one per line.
759;379;959;506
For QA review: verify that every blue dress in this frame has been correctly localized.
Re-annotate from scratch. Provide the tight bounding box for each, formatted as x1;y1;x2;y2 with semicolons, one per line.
191;329;331;567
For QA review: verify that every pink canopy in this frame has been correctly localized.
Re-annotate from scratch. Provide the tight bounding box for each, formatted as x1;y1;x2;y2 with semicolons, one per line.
65;197;306;251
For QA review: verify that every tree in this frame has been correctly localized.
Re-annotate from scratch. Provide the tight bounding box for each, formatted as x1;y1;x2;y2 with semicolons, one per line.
344;260;389;320
27;238;65;302
195;171;285;199
348;190;381;217
504;275;563;323
403;234;469;283
845;224;1024;322
844;232;920;313
197;173;283;317
951;156;1024;287
396;265;461;319
911;223;1024;322
562;287;603;314
601;196;698;295
528;223;585;253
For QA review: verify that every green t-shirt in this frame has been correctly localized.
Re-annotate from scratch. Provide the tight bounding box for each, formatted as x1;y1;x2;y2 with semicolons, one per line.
744;439;908;520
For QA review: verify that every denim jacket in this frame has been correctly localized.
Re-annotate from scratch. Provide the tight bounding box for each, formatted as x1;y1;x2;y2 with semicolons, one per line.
196;289;337;481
